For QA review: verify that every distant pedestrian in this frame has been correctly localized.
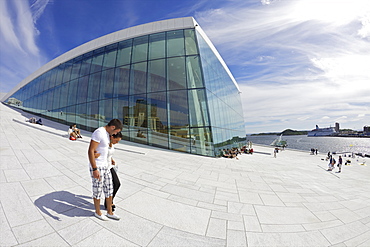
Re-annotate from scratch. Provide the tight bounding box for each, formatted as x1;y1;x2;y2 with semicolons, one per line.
315;149;318;155
337;155;343;173
274;148;279;158
330;157;336;171
328;156;333;171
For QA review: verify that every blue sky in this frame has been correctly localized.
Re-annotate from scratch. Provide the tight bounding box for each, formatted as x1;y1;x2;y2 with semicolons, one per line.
1;0;369;133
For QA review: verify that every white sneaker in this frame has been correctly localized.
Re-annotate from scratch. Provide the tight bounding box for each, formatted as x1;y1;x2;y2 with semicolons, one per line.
106;213;120;220
94;212;108;221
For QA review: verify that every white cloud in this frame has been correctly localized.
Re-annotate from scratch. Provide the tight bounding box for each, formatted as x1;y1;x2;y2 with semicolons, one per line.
0;0;50;93
0;0;23;52
358;14;370;39
195;0;370;132
30;0;50;24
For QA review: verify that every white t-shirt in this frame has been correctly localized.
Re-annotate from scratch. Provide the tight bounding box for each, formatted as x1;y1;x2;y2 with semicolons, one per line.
90;127;110;167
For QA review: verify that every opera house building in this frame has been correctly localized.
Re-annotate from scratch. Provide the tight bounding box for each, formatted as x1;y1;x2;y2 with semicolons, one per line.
2;17;245;157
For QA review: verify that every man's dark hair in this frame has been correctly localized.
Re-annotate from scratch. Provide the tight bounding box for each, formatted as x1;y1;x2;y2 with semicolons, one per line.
107;119;123;130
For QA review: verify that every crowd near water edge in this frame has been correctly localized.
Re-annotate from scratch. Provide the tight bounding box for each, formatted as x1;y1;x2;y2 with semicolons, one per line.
246;135;370;155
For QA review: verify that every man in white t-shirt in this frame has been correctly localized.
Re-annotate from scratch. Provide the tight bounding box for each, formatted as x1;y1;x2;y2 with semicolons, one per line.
88;119;123;221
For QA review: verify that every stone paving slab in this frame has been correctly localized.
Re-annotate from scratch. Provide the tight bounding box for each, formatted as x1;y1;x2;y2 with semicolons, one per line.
1;103;370;246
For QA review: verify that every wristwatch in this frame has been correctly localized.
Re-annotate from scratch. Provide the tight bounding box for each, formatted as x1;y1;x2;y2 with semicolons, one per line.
92;167;98;171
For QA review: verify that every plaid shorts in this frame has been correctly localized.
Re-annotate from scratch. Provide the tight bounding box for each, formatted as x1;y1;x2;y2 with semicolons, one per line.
90;166;113;199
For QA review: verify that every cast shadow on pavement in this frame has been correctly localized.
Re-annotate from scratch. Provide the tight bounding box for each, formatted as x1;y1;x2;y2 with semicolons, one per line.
34;191;94;221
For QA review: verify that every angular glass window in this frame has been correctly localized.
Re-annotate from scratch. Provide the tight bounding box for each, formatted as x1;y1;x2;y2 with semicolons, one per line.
63;62;73;83
76;103;87;129
148;128;168;149
149;32;165;60
185;29;198;55
99;98;113;125
148;59;166;93
45;89;54;113
188;89;210;127
168;90;188;128
147;92;168;131
100;68;115;99
86;101;99;131
190;127;213;156
70;61;82;80
128;94;147;128
102;43;118;70
55;64;65;87
66;105;76;125
186;55;203;88
117;39;132;67
168;57;186;90
90;48;105;74
87;72;101;102
130;62;147;95
169;126;190;153
132;36;148;63
167;30;185;57
40;74;48;92
114;66;130;98
80;57;92;77
41;71;51;90
77;75;89;104
113;96;129;125
59;83;69;108
67;79;78;106
52;85;61;110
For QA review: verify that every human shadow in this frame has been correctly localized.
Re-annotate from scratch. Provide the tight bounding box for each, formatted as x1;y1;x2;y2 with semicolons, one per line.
34;191;94;221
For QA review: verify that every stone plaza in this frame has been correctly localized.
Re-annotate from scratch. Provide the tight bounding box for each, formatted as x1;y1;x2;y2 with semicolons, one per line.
1;103;370;246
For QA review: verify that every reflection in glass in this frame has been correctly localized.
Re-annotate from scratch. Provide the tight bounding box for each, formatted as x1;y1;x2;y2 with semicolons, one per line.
168;90;188;128
149;32;165;60
100;69;115;99
147;92;168;130
132;36;148;63
130;62;147;95
185;29;198;55
117;40;132;67
186;56;203;88
188;89;209;127
167;30;185;57
87;72;101;102
148;59;166;93
4;26;245;157
168;57;186;90
114;66;130;97
77;76;89;104
103;44;118;70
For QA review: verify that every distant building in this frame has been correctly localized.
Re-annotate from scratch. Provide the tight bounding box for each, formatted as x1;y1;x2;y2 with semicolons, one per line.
364;126;370;135
335;122;340;132
1;17;245;157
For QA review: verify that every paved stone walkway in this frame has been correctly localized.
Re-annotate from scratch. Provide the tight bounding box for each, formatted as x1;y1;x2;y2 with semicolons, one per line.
1;103;370;246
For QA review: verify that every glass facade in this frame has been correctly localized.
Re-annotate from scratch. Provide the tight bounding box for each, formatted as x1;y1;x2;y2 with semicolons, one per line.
4;26;245;157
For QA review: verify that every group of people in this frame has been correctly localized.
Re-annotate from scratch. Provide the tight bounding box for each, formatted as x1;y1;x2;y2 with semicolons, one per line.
88;119;124;221
310;148;318;155
221;146;254;159
327;152;343;172
27;117;43;125
241;146;254;154
221;148;240;159
68;124;83;140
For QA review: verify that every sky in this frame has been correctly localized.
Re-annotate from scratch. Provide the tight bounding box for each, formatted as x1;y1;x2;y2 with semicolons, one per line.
0;0;369;134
